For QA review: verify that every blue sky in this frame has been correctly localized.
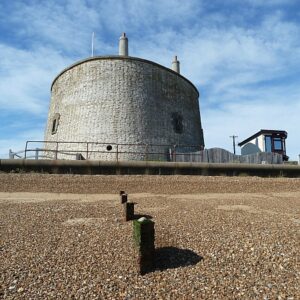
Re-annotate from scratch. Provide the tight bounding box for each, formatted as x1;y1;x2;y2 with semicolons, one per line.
0;0;299;160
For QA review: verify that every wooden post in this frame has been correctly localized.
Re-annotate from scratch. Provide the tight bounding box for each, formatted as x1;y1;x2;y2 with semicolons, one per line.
120;193;127;204
124;202;134;221
133;217;155;275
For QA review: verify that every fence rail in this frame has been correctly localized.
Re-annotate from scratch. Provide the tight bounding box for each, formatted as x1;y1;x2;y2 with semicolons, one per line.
23;140;204;162
8;141;285;164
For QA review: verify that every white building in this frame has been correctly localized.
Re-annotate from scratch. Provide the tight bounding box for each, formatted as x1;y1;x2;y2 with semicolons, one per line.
238;129;288;161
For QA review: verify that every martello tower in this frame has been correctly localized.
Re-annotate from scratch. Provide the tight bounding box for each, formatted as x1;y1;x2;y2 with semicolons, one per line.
45;33;204;160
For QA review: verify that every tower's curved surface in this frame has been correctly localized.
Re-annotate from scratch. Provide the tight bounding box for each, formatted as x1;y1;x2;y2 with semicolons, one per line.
44;35;204;160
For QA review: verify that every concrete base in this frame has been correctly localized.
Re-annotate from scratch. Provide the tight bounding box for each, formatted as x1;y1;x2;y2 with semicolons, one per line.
0;159;300;177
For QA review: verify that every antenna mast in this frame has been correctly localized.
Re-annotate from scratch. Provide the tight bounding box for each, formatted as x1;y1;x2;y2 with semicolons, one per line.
91;32;95;57
230;135;238;154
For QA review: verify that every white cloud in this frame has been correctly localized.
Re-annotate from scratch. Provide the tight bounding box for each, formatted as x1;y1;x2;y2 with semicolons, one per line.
0;44;71;114
92;0;203;34
9;0;100;55
245;0;296;6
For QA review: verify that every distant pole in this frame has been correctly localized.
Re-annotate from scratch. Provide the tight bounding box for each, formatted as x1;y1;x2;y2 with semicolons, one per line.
91;32;95;57
230;135;238;154
9;149;13;159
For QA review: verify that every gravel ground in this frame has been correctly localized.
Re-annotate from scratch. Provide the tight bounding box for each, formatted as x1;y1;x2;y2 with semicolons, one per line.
0;174;300;299
1;173;300;194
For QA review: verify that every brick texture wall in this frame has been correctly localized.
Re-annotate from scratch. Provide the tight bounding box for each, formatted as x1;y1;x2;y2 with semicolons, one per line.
45;56;204;160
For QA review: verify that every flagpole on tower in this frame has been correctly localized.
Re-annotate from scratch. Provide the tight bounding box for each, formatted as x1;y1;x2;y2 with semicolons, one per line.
91;32;95;57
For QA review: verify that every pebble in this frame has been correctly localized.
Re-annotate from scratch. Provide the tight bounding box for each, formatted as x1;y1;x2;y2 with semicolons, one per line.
1;174;299;299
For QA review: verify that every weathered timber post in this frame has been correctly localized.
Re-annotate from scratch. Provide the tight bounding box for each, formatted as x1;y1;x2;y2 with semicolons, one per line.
124;202;135;221
120;193;128;204
133;217;155;275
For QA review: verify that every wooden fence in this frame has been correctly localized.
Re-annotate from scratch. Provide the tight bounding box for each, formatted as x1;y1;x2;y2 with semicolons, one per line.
174;148;283;164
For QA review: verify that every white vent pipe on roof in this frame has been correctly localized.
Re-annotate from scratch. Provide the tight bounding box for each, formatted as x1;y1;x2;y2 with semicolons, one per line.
119;32;128;56
172;55;180;73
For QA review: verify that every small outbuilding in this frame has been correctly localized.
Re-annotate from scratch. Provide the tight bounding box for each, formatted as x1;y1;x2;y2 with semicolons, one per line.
238;129;288;161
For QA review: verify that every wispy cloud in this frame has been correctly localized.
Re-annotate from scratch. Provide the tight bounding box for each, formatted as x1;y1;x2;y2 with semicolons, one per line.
244;0;297;6
0;44;70;114
6;0;100;55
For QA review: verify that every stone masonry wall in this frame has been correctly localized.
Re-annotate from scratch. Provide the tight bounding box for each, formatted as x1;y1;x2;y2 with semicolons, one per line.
44;57;204;160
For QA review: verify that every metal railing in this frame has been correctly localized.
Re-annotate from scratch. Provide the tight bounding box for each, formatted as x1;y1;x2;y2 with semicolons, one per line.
23;140;203;162
6;141;286;164
9;148;51;160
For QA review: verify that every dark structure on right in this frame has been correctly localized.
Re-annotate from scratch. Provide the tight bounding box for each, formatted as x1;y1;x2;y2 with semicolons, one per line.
238;129;288;161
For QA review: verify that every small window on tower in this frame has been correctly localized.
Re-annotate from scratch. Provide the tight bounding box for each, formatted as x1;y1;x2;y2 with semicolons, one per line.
171;112;183;134
51;113;60;135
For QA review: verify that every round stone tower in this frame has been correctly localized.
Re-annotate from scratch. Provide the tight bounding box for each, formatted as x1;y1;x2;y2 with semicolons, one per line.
44;33;204;160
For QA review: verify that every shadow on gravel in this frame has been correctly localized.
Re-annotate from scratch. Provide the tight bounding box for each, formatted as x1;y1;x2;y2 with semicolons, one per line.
155;247;203;271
